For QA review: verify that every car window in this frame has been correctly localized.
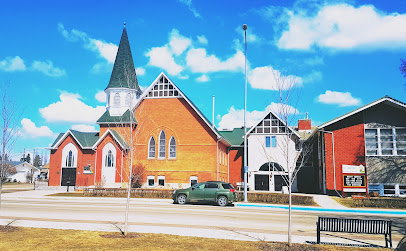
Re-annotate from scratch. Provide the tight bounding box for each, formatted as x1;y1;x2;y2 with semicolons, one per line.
222;183;235;189
192;183;205;189
205;183;218;189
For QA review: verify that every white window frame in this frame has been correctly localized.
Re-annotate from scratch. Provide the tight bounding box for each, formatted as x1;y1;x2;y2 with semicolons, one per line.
158;130;166;159
147;175;155;187
61;143;78;168
169;136;176;159
125;93;132;108
190;176;198;186
102;143;116;168
83;164;92;174
148;136;156;159
158;175;165;187
113;93;121;107
365;128;406;156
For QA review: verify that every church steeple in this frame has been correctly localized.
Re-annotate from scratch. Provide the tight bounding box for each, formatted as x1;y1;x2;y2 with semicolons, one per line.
104;24;142;117
105;23;141;95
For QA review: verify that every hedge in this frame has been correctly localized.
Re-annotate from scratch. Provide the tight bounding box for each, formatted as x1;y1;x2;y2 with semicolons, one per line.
237;192;316;206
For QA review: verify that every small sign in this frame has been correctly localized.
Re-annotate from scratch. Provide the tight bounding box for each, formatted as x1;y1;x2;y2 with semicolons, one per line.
244;166;248;173
343;175;365;187
342;164;365;174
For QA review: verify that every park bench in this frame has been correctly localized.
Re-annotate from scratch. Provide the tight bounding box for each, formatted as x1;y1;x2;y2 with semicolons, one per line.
316;216;392;248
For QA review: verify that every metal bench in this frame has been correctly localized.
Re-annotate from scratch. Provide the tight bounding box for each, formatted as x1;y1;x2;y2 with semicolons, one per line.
317;216;392;248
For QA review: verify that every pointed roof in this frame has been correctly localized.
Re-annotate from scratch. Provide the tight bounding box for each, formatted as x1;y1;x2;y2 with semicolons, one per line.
105;26;141;94
92;129;129;150
96;109;137;124
47;130;99;150
318;96;406;129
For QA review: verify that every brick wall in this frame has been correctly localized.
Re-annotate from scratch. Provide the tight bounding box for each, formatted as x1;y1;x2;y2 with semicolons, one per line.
228;148;243;187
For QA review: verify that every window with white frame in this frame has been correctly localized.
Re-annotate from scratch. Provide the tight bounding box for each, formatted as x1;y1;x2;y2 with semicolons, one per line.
365;128;406;156
102;143;116;169
83;164;92;173
114;93;120;106
148;136;156;158
61;143;78;168
159;130;166;158
252;113;288;134
147;175;155;187
190;176;198;186
145;76;181;98
169;136;176;158
125;93;132;107
106;150;114;167
158;175;165;186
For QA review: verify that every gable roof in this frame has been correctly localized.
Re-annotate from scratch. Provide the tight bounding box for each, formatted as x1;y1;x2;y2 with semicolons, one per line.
318;96;406;129
97;109;137;124
133;72;231;146
92;129;129;150
13;161;40;171
246;109;301;138
105;26;141;95
48;130;99;150
220;128;247;146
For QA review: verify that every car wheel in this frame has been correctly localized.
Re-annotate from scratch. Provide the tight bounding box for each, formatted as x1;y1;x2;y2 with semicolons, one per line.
177;194;187;205
217;196;228;207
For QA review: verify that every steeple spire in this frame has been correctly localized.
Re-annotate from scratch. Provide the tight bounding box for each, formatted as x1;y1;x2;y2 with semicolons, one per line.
105;24;141;95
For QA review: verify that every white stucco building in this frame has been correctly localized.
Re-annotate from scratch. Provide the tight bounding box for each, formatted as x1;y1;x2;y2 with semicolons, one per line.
8;162;40;183
246;111;300;192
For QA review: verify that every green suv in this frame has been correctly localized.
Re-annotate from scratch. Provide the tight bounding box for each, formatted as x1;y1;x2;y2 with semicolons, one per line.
172;181;237;206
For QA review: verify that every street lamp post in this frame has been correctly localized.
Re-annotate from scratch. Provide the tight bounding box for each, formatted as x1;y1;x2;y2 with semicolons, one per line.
242;24;248;202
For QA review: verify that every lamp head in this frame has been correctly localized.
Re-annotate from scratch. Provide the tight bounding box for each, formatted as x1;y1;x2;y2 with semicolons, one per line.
242;24;247;30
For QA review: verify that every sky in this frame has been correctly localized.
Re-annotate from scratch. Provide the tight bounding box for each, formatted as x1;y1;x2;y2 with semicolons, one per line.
1;0;406;162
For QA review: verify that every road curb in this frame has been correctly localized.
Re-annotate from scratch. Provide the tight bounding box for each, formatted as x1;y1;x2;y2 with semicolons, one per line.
235;203;406;215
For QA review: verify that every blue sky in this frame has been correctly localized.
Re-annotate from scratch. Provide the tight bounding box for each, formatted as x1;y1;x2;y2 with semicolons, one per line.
1;0;406;162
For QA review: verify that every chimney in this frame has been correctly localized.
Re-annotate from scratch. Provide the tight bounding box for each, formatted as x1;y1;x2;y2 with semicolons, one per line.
298;119;311;132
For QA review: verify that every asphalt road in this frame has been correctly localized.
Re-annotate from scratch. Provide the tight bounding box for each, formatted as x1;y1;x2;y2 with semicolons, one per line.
0;196;404;248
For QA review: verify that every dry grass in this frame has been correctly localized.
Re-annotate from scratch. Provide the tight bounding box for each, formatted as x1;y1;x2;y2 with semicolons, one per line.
333;197;406;209
0;227;388;251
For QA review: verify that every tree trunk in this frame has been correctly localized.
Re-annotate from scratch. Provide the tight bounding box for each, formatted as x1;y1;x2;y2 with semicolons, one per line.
288;178;292;246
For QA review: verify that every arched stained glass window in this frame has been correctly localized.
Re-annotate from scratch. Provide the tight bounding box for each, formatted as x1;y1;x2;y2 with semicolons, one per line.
159;130;166;158
105;150;114;167
66;150;74;167
169;137;176;158
148;137;156;158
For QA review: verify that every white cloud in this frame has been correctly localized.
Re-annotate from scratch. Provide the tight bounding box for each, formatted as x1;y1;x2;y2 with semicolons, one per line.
31;60;66;77
317;90;361;107
90;62;113;74
0;56;26;72
71;124;97;132
40;92;106;123
248;66;302;90
169;29;192;56
277;3;406;50
145;45;183;75
197;35;208;45
218;103;298;130
95;90;106;103
136;67;146;76
186;48;245;73
196;74;209;82
21;118;54;138
58;23;118;66
302;70;322;83
178;0;202;19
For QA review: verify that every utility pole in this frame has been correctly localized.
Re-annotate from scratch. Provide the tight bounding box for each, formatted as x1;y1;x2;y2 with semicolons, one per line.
242;24;248;202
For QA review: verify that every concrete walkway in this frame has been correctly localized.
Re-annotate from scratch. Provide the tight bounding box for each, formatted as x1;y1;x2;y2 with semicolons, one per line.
311;194;348;209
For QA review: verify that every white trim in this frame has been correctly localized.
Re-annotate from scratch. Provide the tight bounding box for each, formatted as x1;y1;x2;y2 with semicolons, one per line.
157;175;165;187
319;97;406;129
147;175;155;187
158;130;166;159
148;136;156;159
50;130;88;150
190;176;198;186
343;188;366;192
92;129;128;150
246;110;301;138
168;136;176;159
101;142;116;184
132;72;231;147
61;143;78;168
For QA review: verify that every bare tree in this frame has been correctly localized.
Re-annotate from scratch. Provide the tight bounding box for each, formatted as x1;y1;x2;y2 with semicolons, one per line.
256;71;314;246
0;81;22;211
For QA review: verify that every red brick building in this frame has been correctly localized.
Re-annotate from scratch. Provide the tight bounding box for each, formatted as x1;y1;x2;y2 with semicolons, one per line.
48;26;237;188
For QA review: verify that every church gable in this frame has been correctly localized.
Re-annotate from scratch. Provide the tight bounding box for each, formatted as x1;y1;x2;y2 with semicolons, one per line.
247;111;299;137
145;74;182;98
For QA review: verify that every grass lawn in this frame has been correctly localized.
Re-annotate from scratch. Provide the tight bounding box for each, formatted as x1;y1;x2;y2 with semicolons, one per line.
0;226;387;251
333;197;406;210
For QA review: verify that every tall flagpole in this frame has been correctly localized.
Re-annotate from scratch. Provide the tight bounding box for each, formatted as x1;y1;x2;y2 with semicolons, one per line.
242;24;248;202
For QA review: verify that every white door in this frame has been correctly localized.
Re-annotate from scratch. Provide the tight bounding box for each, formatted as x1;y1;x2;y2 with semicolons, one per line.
102;143;116;184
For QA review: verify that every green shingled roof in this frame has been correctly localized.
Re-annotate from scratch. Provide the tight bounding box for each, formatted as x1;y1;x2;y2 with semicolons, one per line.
220;128;248;146
105;27;141;94
96;109;137;124
70;130;99;148
51;130;99;148
110;129;129;149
